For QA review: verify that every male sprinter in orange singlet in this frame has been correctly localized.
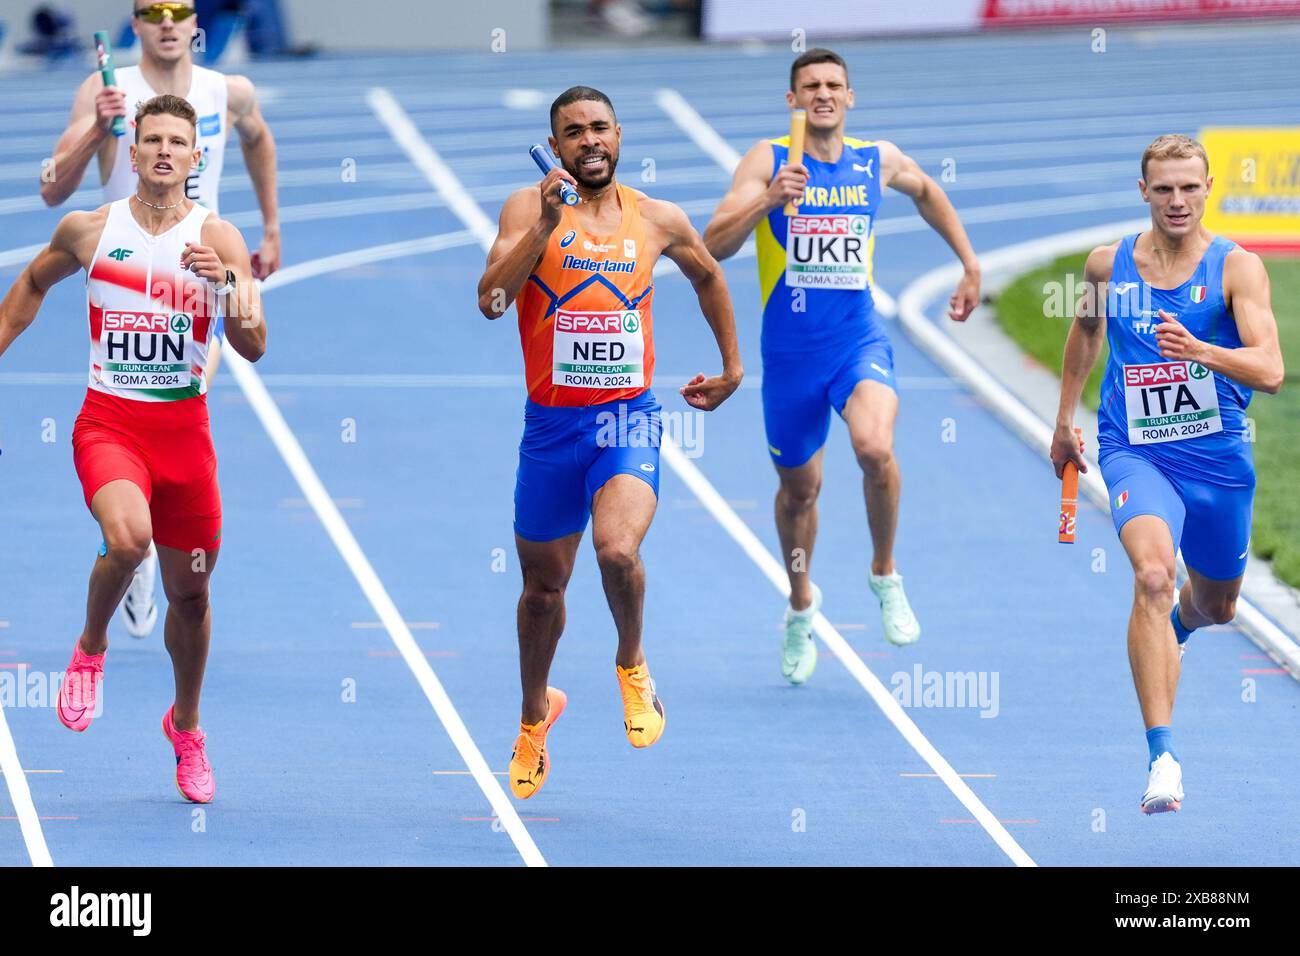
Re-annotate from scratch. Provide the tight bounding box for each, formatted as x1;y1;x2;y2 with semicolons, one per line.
478;86;743;799
0;96;267;803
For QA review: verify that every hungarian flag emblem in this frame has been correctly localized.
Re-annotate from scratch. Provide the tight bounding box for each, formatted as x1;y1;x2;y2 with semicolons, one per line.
1190;285;1206;303
1114;490;1129;510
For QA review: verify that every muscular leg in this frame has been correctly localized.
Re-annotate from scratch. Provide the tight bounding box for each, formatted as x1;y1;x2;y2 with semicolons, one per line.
841;379;901;576
1177;565;1243;630
81;480;153;656
590;474;657;669
516;531;581;726
157;544;220;732
775;450;823;612
1119;515;1181;729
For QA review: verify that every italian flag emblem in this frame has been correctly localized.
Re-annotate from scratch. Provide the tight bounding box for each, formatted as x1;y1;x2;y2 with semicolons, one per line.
1115;490;1129;510
1190;285;1206;303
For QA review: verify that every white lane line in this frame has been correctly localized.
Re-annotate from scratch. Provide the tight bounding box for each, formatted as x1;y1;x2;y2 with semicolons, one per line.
0;369;957;391
262;231;478;290
654;89;743;171
0;705;53;866
367;88;498;240
661;442;1035;866
0;243;45;269
366;84;1034;866
896;222;1300;679
287;88;538;868
224;237;542;865
221;348;545;868
657;85;1035;867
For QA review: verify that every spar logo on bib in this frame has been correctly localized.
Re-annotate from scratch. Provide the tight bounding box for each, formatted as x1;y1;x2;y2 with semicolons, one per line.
785;214;871;290
101;311;190;389
1122;361;1222;445
552;308;645;389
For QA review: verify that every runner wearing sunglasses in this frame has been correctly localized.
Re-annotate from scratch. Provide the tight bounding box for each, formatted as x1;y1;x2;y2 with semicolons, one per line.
41;0;281;640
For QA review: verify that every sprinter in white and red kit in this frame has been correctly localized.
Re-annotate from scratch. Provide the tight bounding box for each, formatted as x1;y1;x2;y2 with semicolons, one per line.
1;95;268;803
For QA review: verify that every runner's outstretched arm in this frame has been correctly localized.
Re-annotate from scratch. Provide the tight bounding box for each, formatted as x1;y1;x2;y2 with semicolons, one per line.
648;199;743;411
0;214;86;357
228;75;281;279
1051;244;1114;478
878;140;981;321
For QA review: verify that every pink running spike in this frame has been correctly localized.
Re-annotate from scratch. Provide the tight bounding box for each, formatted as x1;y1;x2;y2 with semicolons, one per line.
56;641;105;733
162;706;215;804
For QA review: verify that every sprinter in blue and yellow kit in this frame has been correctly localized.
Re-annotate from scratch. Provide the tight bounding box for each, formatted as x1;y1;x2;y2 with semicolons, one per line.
705;48;981;682
1052;134;1285;816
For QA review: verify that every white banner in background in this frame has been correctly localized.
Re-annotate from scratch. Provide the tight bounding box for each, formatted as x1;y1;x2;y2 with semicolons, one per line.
702;0;984;40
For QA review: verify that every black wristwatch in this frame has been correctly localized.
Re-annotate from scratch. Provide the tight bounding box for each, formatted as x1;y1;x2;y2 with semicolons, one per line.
213;269;236;296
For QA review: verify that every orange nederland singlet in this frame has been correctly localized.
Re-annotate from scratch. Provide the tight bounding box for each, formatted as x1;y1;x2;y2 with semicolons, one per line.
516;183;655;407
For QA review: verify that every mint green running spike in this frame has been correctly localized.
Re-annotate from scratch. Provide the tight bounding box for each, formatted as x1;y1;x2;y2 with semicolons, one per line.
781;584;822;685
869;572;920;646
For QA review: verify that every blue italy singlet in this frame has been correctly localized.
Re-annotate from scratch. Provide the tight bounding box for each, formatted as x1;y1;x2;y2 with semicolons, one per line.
1097;233;1253;488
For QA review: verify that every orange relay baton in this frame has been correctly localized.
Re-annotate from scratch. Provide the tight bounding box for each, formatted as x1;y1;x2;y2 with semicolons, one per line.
1058;428;1083;544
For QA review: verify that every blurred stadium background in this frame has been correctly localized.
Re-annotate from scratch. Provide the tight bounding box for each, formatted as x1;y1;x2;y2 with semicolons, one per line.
2;0;1299;869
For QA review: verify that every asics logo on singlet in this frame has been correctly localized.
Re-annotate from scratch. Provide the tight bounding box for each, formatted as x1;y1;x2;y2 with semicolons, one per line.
107;248;133;261
559;230;576;248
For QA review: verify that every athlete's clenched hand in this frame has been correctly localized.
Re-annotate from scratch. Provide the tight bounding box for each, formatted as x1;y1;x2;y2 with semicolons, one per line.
948;267;980;322
181;242;227;284
1049;422;1087;479
94;86;128;138
766;163;808;211
537;167;578;228
680;369;742;412
1153;311;1207;363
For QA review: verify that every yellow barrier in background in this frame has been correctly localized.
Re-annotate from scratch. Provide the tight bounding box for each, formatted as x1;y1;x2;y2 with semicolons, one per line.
1202;127;1300;255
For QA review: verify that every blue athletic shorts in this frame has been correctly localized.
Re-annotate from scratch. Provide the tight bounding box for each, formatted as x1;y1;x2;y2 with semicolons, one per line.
513;389;662;542
1099;447;1254;581
761;331;896;468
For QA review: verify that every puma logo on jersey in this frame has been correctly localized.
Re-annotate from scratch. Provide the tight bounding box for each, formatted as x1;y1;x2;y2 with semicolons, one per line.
852;161;875;177
107;248;134;261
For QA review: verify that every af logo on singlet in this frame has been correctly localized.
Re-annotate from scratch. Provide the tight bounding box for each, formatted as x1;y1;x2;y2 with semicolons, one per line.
552;309;644;389
102;311;193;389
785;214;871;290
1123;360;1221;445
